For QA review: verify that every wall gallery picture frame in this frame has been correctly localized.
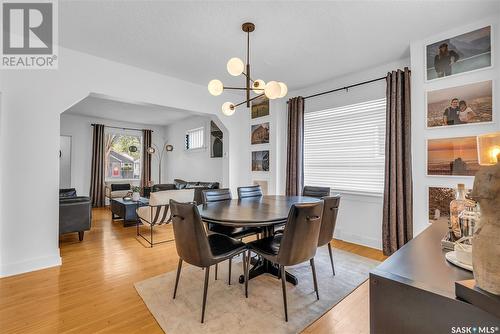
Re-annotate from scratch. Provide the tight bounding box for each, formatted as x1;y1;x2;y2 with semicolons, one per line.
428;186;472;223
426;80;493;128
251;96;270;119
252;150;269;172
427;136;479;177
251;122;270;145
425;25;492;81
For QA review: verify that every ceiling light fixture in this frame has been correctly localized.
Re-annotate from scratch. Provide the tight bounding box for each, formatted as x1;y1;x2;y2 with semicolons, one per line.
208;22;287;116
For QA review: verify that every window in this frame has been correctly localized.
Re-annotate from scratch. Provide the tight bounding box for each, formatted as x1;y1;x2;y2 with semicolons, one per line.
304;98;386;195
105;132;142;180
185;127;204;150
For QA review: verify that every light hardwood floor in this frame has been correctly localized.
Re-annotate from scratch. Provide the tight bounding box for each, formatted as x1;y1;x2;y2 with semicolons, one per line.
0;208;386;333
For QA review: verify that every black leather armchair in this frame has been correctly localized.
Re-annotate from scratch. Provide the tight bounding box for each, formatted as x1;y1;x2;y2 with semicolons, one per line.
59;190;91;241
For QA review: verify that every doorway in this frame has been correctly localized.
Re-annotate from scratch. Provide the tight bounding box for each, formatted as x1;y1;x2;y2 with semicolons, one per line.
60;135;72;189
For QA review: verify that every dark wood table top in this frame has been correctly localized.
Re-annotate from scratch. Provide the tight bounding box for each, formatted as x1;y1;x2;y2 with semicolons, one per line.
372;221;473;299
198;195;321;227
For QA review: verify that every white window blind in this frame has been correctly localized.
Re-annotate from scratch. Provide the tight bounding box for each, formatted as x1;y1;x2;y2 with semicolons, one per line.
186;127;204;150
304;98;386;195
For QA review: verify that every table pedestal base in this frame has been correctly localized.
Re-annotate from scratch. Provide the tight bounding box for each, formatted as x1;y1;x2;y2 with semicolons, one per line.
238;259;298;285
239;224;298;285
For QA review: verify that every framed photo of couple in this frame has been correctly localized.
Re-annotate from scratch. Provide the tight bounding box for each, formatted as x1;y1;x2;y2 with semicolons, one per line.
426;79;494;128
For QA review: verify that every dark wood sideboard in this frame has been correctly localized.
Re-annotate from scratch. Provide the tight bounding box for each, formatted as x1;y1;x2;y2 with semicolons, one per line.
370;221;500;333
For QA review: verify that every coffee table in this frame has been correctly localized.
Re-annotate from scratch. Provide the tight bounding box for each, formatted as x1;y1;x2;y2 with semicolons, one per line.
110;197;149;227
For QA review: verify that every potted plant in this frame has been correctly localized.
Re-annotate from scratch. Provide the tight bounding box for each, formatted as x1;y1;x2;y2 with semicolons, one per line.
131;186;141;201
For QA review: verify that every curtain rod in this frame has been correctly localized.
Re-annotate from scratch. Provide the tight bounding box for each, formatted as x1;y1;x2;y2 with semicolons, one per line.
91;124;153;132
286;76;387;104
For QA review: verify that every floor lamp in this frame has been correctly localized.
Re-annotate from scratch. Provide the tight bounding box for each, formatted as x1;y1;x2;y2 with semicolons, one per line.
147;143;174;184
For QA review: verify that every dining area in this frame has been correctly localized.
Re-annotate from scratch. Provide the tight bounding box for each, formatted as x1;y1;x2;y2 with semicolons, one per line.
156;185;340;323
133;184;380;333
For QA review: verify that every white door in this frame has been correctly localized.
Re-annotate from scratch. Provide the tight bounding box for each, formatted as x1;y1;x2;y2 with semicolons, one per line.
59;135;72;189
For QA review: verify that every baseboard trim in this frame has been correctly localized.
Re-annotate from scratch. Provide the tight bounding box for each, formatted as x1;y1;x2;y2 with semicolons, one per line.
334;229;382;250
1;253;62;278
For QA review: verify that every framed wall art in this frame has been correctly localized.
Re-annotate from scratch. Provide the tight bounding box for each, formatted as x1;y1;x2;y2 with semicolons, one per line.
425;26;492;81
427;80;493;128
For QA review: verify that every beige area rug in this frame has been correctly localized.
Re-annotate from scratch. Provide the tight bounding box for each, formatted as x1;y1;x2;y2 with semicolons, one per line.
134;247;379;334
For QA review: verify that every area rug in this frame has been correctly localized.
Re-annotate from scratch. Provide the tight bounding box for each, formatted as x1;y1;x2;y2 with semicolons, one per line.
134;247;379;334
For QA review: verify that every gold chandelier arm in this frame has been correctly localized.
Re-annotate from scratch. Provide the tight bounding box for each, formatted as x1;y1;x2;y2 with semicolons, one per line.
223;86;248;90
242;72;255;83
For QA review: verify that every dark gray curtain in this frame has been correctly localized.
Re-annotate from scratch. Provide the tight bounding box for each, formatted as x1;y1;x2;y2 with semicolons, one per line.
90;124;105;207
383;67;413;256
285;96;305;196
141;129;152;189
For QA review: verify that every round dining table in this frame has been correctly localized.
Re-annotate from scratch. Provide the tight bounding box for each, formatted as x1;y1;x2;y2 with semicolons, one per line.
198;195;321;285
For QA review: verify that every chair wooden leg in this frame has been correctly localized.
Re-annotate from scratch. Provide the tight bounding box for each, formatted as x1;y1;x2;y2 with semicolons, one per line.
245;250;251;298
310;258;319;300
173;258;182;299
201;266;210;323
280;265;288;322
327;242;335;276
78;231;84;241
228;258;232;285
215;263;218;280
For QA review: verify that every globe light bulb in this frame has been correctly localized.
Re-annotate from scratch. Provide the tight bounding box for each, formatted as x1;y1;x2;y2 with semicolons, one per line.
222;102;235;116
253;79;266;94
278;82;288;98
264;81;281;99
226;57;244;76
208;79;223;96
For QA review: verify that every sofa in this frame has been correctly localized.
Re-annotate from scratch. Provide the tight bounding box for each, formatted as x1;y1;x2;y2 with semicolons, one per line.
151;179;219;205
59;188;92;241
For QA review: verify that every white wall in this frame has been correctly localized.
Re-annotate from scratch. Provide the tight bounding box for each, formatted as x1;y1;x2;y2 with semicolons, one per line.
164;115;224;184
410;16;500;236
0;46;246;277
272;59;410;249
60;113;167;196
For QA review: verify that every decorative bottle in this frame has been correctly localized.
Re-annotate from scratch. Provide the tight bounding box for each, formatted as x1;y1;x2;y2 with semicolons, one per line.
450;183;467;239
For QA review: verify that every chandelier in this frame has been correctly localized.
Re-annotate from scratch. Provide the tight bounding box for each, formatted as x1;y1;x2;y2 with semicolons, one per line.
208;22;288;116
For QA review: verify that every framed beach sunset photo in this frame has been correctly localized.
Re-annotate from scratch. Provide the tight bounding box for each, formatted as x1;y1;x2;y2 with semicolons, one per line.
425;26;492;81
426;80;493;128
427;136;479;176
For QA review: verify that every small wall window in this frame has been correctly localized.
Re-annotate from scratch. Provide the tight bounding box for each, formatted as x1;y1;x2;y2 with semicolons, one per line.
185;127;205;150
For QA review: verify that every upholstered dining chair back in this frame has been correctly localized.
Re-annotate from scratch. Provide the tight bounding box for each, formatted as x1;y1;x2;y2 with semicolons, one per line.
317;196;341;247
202;189;232;204
237;185;263;199
277;202;324;266
169;200;213;268
302;186;331;198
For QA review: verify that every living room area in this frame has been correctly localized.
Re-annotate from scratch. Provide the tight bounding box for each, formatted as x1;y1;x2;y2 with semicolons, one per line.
58;93;226;242
1;1;500;333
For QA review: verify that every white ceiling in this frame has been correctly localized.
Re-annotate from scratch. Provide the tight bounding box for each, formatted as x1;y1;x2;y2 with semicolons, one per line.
59;1;500;91
64;94;197;125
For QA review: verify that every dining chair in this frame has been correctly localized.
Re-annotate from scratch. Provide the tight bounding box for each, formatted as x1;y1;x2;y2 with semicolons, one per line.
303;185;331;198
169;200;247;323
317;195;341;276
202;189;261;284
245;202;324;322
237;185;263;198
